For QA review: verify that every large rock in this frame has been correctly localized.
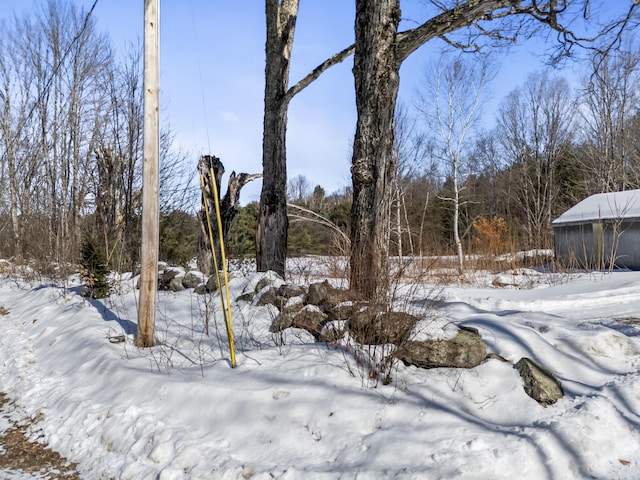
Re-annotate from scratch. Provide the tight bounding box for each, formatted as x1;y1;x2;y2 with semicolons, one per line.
205;275;219;293
306;280;333;306
252;286;287;310
271;312;295;333
271;295;316;333
281;296;305;316
255;276;275;293
236;292;255;303
348;306;417;345
169;276;185;292
307;280;356;308
182;271;204;289
514;357;564;406
158;269;179;290
291;305;328;338
324;300;367;322
277;284;307;300
397;327;487;369
253;286;279;307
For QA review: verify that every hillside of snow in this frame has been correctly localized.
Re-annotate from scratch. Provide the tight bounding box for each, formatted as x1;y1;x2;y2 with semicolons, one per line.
0;261;639;479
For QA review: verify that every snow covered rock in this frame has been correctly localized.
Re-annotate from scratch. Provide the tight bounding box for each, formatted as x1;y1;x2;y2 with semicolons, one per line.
181;271;204;289
324;300;364;321
281;295;305;316
158;269;179;290
276;283;307;299
397;326;487;369
291;305;328;339
348;307;418;345
514;357;564;406
271;312;295;332
270;296;308;333
254;275;278;293
168;276;185;292
205;275;219;292
306;280;333;306
307;280;356;307
253;286;281;308
235;291;255;303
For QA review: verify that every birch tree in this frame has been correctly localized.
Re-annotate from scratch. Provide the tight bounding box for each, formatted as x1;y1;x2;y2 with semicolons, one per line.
0;0;106;260
16;0;109;260
98;42;144;269
416;54;493;274
390;103;427;262
0;23;35;259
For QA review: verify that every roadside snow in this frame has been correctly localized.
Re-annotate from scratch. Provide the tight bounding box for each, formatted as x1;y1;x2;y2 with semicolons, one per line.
0;266;638;479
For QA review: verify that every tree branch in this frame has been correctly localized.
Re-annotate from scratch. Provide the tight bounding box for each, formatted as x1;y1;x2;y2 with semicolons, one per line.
396;1;639;64
396;0;521;62
284;43;355;105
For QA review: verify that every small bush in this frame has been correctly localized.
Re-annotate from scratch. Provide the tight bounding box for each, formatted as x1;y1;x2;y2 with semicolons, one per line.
227;202;259;259
473;216;510;256
80;236;110;299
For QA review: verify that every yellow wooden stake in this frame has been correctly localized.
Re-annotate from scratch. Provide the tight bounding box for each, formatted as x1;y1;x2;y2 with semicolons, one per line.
209;168;237;367
200;173;236;367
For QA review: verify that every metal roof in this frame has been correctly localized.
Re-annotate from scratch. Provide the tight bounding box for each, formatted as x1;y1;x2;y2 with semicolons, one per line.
552;189;640;225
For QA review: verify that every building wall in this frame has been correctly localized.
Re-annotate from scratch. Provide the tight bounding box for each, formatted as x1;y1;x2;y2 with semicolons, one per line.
554;220;640;270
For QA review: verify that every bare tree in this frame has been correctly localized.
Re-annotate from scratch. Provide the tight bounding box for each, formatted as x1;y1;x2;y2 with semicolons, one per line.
390;103;429;262
0;0;108;261
416;54;493;273
0;1;191;270
0;22;34;259
258;0;355;278
349;0;636;301
287;174;311;204
497;71;575;248
96;41;144;269
43;0;109;259
579;45;640;193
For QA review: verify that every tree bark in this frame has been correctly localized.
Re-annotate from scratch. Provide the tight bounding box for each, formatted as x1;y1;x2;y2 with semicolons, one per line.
349;1;516;301
349;0;605;300
257;1;355;279
350;0;401;303
257;0;299;278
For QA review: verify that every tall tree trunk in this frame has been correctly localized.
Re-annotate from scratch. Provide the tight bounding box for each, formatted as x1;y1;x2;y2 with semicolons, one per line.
453;161;464;274
257;0;299;278
350;0;400;303
257;2;354;278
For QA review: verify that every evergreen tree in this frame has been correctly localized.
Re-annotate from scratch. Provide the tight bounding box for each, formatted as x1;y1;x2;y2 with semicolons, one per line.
80;236;110;299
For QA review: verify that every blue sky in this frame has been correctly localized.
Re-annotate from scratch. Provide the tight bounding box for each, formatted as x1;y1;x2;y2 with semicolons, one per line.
2;0;604;204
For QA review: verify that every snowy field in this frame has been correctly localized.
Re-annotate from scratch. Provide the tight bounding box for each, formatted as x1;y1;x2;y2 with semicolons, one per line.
0;259;639;479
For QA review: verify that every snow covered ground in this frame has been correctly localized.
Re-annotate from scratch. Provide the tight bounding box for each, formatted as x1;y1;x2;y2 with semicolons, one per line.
0;261;639;479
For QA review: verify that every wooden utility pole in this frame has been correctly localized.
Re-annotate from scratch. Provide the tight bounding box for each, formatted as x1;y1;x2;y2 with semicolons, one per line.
136;0;160;347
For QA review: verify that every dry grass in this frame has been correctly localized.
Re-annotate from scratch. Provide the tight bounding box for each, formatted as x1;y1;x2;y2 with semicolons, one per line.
0;393;80;479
